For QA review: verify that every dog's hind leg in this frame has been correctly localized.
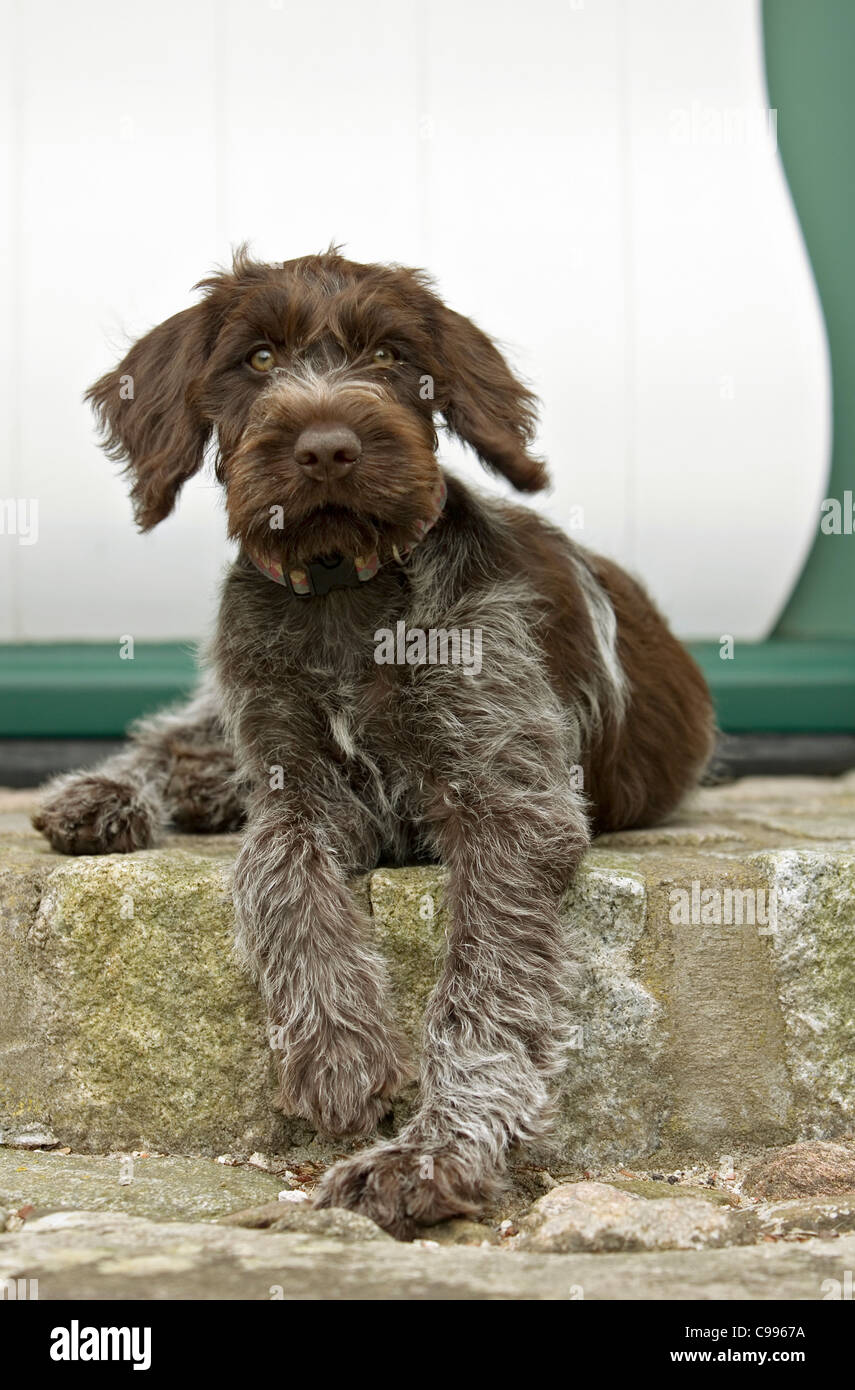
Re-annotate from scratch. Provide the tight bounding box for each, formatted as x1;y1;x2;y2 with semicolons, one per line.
32;676;243;855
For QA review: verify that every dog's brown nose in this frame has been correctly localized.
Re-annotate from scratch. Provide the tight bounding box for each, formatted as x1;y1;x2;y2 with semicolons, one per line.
294;425;361;480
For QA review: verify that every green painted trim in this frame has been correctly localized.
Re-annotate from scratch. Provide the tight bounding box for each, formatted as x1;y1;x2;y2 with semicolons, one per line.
763;0;855;638
688;640;855;733
0;643;199;737
1;641;853;737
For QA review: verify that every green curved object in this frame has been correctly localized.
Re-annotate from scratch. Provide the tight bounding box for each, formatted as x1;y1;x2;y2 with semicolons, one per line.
765;0;855;640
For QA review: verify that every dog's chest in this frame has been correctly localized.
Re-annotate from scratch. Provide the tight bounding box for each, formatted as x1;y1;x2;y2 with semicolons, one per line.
316;663;409;769
273;581;419;770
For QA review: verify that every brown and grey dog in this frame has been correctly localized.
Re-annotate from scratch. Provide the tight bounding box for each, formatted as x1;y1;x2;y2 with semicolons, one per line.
33;250;714;1238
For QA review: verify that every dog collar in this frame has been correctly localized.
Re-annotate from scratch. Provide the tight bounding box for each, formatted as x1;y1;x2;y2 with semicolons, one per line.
246;476;447;597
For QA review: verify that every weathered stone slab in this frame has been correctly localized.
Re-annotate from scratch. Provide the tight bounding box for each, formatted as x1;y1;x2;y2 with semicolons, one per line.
3;1209;855;1300
1;778;853;1166
750;851;855;1135
743;1141;855;1199
755;1196;855;1240
0;1147;283;1222
516;1181;757;1253
1;845;293;1156
217;1202;391;1242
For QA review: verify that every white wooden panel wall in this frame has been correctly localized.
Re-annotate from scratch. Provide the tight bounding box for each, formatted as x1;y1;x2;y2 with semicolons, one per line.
0;0;830;641
0;0;18;637
626;0;831;637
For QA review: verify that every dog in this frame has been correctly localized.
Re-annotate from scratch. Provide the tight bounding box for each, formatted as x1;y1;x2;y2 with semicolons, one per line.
34;249;715;1238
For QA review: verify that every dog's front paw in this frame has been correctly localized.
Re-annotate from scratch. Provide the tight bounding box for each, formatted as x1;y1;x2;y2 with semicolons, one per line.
32;775;156;855
275;1028;411;1139
313;1141;488;1239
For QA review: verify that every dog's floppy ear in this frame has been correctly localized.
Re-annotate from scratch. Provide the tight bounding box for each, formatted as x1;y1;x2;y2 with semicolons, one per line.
86;302;216;530
432;303;547;492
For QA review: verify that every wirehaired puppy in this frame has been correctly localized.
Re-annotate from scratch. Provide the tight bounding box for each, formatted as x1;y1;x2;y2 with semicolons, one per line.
34;250;714;1237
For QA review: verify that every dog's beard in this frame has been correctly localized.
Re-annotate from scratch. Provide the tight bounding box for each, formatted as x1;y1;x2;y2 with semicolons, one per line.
225;432;442;566
264;503;406;565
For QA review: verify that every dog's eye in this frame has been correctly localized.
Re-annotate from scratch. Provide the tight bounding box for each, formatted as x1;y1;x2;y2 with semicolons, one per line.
371;346;399;366
247;347;276;373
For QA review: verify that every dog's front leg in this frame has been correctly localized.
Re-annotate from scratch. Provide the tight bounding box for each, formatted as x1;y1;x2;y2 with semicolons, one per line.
233;783;409;1138
315;682;589;1236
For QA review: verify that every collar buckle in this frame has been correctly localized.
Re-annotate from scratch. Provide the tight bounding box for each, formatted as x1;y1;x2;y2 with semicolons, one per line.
289;553;361;597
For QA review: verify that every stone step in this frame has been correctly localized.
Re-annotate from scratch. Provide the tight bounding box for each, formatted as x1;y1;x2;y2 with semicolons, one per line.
5;1208;855;1301
6;1143;855;1299
1;778;853;1167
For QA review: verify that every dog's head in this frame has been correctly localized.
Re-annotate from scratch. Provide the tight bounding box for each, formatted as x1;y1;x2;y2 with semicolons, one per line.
87;248;546;567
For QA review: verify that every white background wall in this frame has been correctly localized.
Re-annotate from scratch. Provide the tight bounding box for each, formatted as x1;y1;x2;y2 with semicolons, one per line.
0;0;831;642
